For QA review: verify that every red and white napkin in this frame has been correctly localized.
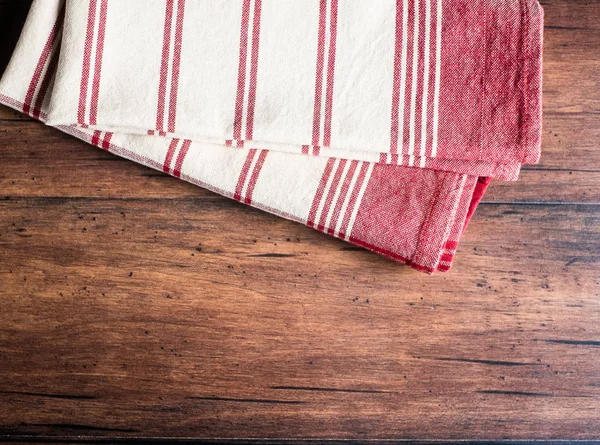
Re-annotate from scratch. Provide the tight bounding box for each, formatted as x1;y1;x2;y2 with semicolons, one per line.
0;0;543;273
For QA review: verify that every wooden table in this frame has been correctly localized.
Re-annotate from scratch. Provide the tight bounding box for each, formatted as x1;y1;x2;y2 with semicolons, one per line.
0;0;598;443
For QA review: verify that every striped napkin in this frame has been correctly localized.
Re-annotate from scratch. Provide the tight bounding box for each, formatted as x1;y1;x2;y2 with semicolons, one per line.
0;0;543;273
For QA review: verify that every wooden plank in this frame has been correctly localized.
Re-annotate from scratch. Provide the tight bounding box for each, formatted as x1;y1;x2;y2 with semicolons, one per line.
0;120;598;204
0;197;599;440
536;0;600;171
0;1;599;173
0;0;598;442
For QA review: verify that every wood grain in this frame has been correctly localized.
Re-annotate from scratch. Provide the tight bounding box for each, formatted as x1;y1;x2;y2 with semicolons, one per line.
0;0;599;443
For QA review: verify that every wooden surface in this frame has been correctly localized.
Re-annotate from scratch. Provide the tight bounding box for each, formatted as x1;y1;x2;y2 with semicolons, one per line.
0;0;599;443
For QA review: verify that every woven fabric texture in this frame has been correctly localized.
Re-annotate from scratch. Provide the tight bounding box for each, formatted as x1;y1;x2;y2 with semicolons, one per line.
0;0;543;273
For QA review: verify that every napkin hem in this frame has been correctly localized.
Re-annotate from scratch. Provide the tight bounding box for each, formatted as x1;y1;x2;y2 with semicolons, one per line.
0;92;460;274
43;121;524;182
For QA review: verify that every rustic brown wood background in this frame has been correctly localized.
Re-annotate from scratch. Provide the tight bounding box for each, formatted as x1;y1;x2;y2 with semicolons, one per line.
0;0;599;443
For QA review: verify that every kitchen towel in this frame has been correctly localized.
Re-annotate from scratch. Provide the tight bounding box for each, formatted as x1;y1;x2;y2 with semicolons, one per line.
0;0;543;273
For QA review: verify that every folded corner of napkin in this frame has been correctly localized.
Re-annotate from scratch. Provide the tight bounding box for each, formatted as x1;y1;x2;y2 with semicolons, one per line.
481;0;544;166
0;0;545;274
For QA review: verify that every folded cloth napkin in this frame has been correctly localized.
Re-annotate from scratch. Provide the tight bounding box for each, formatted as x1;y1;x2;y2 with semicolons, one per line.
0;0;543;273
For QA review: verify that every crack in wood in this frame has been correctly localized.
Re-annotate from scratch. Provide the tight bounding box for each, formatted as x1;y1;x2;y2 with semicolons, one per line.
15;424;138;433
477;390;553;397
269;386;396;394
247;253;296;258
546;339;600;347
0;391;96;400
434;358;540;367
186;396;304;405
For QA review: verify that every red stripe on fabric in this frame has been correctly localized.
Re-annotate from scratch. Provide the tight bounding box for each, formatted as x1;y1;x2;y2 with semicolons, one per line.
23;5;64;116
167;0;186;133
0;95;48;120
244;0;262;141
389;0;404;155
156;0;175;133
337;162;369;239
101;132;113;150
317;159;346;231
412;0;427;156
234;148;257;202
148;130;155;135
172;139;192;178
163;138;180;173
244;150;268;204
32;46;61;120
444;240;459;251
462;177;492;233
401;0;415;159
233;0;252;141
440;252;454;263
327;160;358;235
91;130;102;146
322;0;339;148
311;0;327;147
425;0;439;158
78;0;99;125
307;157;335;228
302;145;310;155
89;0;108;126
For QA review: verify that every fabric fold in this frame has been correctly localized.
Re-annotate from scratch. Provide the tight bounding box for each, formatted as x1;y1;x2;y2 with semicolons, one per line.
0;0;543;273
